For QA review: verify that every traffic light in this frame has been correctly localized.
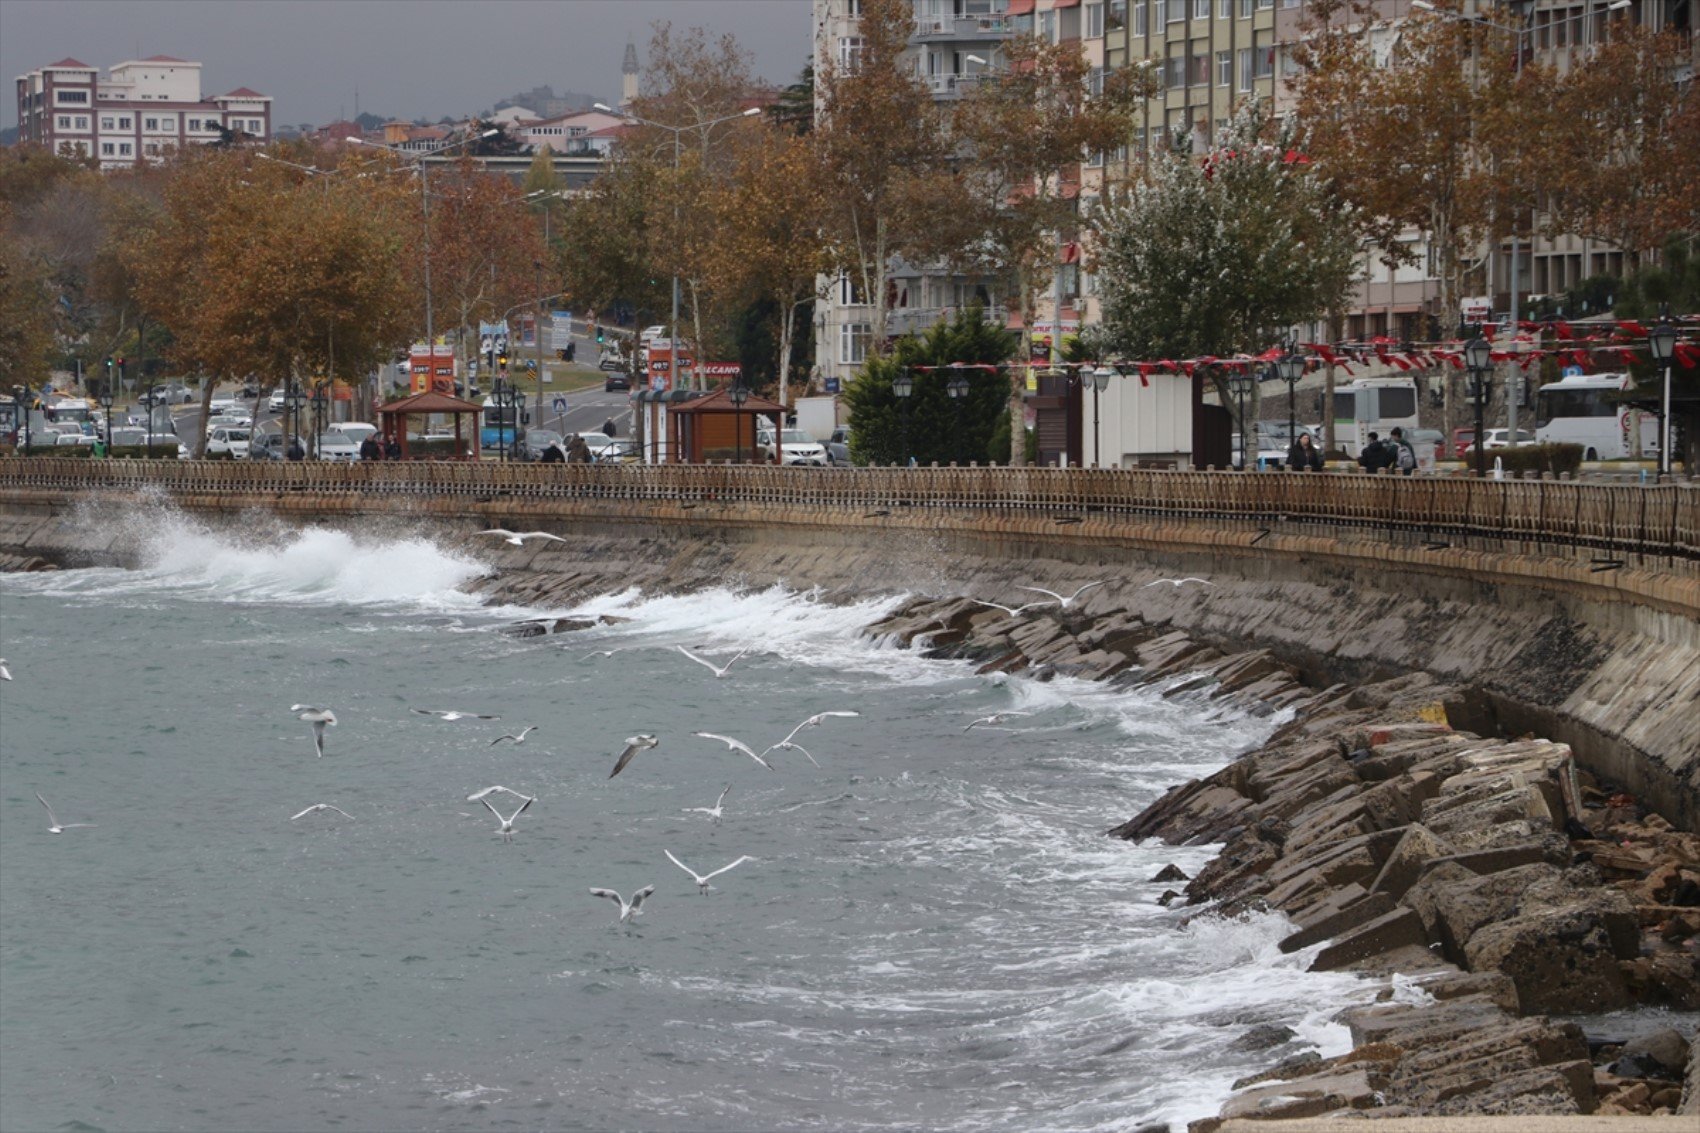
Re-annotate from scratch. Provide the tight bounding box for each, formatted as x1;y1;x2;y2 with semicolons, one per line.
497;352;508;372
595;326;604;344
104;356;113;377
116;356;126;380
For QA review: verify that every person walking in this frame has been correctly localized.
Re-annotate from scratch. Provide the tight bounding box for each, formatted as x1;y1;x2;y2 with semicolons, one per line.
1388;427;1417;475
566;434;593;464
1286;432;1323;472
601;417;618;438
1357;431;1392;473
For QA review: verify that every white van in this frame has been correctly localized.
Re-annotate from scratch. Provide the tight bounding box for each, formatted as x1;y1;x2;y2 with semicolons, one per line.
1534;373;1658;460
326;422;378;448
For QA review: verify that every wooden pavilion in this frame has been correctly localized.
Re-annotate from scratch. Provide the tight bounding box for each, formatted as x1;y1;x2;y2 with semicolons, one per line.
670;386;785;463
374;391;484;460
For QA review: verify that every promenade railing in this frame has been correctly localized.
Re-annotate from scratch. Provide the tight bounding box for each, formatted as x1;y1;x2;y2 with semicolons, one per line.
2;458;1695;564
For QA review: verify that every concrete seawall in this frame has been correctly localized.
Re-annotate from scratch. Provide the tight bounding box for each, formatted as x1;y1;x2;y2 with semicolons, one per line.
0;475;1695;829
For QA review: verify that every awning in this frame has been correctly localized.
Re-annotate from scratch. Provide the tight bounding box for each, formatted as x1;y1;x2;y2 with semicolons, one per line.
1006;0;1036;15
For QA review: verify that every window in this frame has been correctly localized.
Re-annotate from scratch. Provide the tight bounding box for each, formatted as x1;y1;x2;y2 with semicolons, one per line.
1089;66;1106;96
1253;40;1274;79
1256;0;1273;8
1239;0;1252;15
847;0;863;15
1219;0;1232;15
1166;0;1184;23
1217;50;1233;86
1086;1;1104;36
1130;0;1147;34
1039;8;1055;39
118;116;131;129
101;142;115;155
118;142;132;155
839;322;871;366
75;115;88;129
57;115;71;128
1190;51;1210;86
1194;0;1209;17
837;36;865;71
54;89;88;104
1163;49;1185;88
101;116;116;130
144;117;159;130
145;142;160;155
1238;47;1253;90
1109;0;1128;30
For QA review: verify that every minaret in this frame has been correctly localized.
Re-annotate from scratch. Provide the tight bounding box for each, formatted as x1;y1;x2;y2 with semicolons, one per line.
620;41;639;109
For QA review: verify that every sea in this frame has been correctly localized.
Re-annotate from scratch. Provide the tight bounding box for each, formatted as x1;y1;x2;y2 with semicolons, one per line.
0;508;1392;1133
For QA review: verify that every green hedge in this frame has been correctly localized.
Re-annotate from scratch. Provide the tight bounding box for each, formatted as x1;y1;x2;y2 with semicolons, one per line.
7;443;186;459
1484;443;1584;478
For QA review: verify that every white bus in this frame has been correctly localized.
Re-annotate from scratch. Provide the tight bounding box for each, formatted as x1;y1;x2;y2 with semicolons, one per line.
1328;377;1421;457
1533;373;1657;461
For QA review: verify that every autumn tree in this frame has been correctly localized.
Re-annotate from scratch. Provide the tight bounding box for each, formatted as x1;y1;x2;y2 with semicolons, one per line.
951;35;1148;463
711;125;833;407
815;0;944;358
0;200;59;387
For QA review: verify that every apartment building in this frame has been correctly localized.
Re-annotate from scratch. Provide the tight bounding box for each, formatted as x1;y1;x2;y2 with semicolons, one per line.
14;56;271;169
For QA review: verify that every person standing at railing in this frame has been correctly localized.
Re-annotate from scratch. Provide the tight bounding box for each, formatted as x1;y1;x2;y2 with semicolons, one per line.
1286;433;1323;472
1388;427;1417;476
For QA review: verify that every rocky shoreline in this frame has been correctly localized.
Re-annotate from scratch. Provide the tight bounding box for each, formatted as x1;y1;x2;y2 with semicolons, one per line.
863;594;1700;1126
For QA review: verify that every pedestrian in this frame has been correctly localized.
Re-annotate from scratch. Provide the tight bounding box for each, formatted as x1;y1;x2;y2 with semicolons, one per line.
286;435;306;461
359;434;383;462
1357;431;1392;473
1286;432;1323;472
566;434;594;464
384;436;402;461
601;417;617;438
1388;426;1417;475
565;342;576;363
539;439;566;463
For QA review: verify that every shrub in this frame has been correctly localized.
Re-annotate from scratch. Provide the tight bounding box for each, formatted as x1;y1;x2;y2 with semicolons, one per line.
1490;443;1583;478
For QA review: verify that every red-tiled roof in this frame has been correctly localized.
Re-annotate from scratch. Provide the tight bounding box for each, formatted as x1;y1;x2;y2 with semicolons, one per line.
220;87;268;99
46;58;93;70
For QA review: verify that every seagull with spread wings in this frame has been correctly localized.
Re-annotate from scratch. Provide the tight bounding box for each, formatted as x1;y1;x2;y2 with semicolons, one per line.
412;708;500;722
1016;581;1105;610
481;794;534;843
693;732;774;771
676;646;749;679
490;725;537;747
36;793;95;834
665;850;753;895
964;711;1032;732
290;803;354;821
478;529;566;546
761;710;860;767
291;704;337;757
971;599;1044;618
1141;577;1213;588
682;786;732;824
607;734;659;779
589;885;655;923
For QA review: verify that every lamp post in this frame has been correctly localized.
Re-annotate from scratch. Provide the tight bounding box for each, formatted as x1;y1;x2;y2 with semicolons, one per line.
946;372;970;465
1227;368;1253;470
346;128;498;361
1090;366;1112;468
283;382;307;458
729;382;749;463
892;368;914;467
1649;317;1678;477
491;378;511;462
97;377;116;456
594;102;760;393
16;383;32;454
310;383;329;458
1277;344;1305;447
1464;328;1493;479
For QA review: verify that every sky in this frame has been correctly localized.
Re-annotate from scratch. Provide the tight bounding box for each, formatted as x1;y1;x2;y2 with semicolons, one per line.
1;0;814;130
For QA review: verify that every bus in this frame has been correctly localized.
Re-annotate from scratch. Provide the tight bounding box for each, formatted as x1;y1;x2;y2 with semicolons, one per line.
1327;377;1421;457
1533;373;1657;461
479;399;527;453
44;397;99;435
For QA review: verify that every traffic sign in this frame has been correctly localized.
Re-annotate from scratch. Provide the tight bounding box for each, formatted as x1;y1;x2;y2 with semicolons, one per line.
553;397;566;413
1562;365;1584;377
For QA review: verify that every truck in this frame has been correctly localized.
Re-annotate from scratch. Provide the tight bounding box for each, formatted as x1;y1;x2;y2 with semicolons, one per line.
793;396;843;442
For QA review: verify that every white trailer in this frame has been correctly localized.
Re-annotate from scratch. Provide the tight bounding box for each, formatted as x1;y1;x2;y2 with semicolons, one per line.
793;395;842;441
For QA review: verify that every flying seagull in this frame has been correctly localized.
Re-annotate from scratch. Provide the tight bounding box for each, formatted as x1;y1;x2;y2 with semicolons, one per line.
35;793;95;834
478;528;566;546
412;708;500;721
0;658;11;681
580;648;622;661
665;850;753;895
291;704;337;757
682;786;732;824
589;885;656;923
1016;581;1105;610
607;734;660;779
762;710;861;767
481;794;534;843
490;725;538;747
466;785;531;803
290;803;354;821
693;732;774;771
964;711;1032;732
676;645;749;679
1141;577;1213;588
971;599;1044;617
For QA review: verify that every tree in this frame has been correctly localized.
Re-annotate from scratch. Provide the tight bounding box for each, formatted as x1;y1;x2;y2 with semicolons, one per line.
559;153;670;334
710;126;833;407
951;35;1147;464
843;308;1017;467
0;201;58;387
1090;100;1360;445
767;61;815;136
815;0;944;360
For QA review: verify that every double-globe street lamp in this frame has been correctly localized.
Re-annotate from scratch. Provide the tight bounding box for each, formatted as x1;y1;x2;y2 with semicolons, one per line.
892;369;914;467
310;382;330;458
492;378;524;462
946;373;970;465
1464;328;1494;479
1277;344;1306;448
729;382;749;463
1649;317;1678;477
593;102;760;394
1088;366;1112;468
1226;368;1253;471
283;383;308;458
97;377;116;456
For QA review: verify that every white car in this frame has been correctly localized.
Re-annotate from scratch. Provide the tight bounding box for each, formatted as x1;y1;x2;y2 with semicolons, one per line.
54;431;95;447
315;433;361;462
758;427;829;466
268;390;287;412
639;325;669;348
206;425;251;458
1481;428;1537;449
326;422;378;448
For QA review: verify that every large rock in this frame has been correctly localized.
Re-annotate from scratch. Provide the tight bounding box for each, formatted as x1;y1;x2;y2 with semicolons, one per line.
1464;900;1638;1014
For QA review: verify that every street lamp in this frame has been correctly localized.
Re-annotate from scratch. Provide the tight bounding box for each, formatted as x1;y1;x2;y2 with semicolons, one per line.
346;128;498;361
283;382;307;458
892;368;914;467
729;382;749;463
310;382;330;458
946;372;970;465
1464;328;1494;478
97;377;116;456
1090;366;1112;469
594;102;760;393
1227;368;1253;470
1277;344;1306;446
1649;317;1678;477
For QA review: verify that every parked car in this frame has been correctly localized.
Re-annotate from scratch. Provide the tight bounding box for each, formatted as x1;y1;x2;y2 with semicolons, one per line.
315;433;361;462
54;430;95;446
595;439;640;464
141;382;195;407
826;425;853;466
638;325;669;348
1254;422;1314;469
1482;428;1536;450
268;390;288;412
206;426;252;458
758;427;830;466
1450;428;1476;460
249;431;289;460
521;429;563;460
326;422;378;448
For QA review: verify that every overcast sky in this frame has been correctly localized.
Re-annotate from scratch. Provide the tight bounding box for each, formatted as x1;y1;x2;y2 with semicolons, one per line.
1;0;813;129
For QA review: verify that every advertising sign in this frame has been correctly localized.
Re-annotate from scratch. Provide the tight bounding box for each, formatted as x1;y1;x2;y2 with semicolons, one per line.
409;344;456;395
549;312;574;352
1460;296;1491;325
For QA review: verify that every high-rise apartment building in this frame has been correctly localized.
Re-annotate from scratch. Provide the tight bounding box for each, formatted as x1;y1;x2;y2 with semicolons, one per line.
14;56;271;169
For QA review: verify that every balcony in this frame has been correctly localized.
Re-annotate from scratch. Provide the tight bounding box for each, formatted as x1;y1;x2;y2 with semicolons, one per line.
912;15;1014;42
924;72;986;99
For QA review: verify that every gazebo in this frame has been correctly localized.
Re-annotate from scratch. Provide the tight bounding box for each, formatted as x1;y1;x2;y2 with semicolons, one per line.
671;386;785;463
375;390;484;460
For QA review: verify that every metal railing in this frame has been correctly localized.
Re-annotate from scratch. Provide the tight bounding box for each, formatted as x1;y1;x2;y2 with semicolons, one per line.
2;458;1696;564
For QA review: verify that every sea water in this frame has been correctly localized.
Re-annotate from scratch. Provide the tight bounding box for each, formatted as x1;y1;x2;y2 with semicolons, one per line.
0;509;1380;1132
